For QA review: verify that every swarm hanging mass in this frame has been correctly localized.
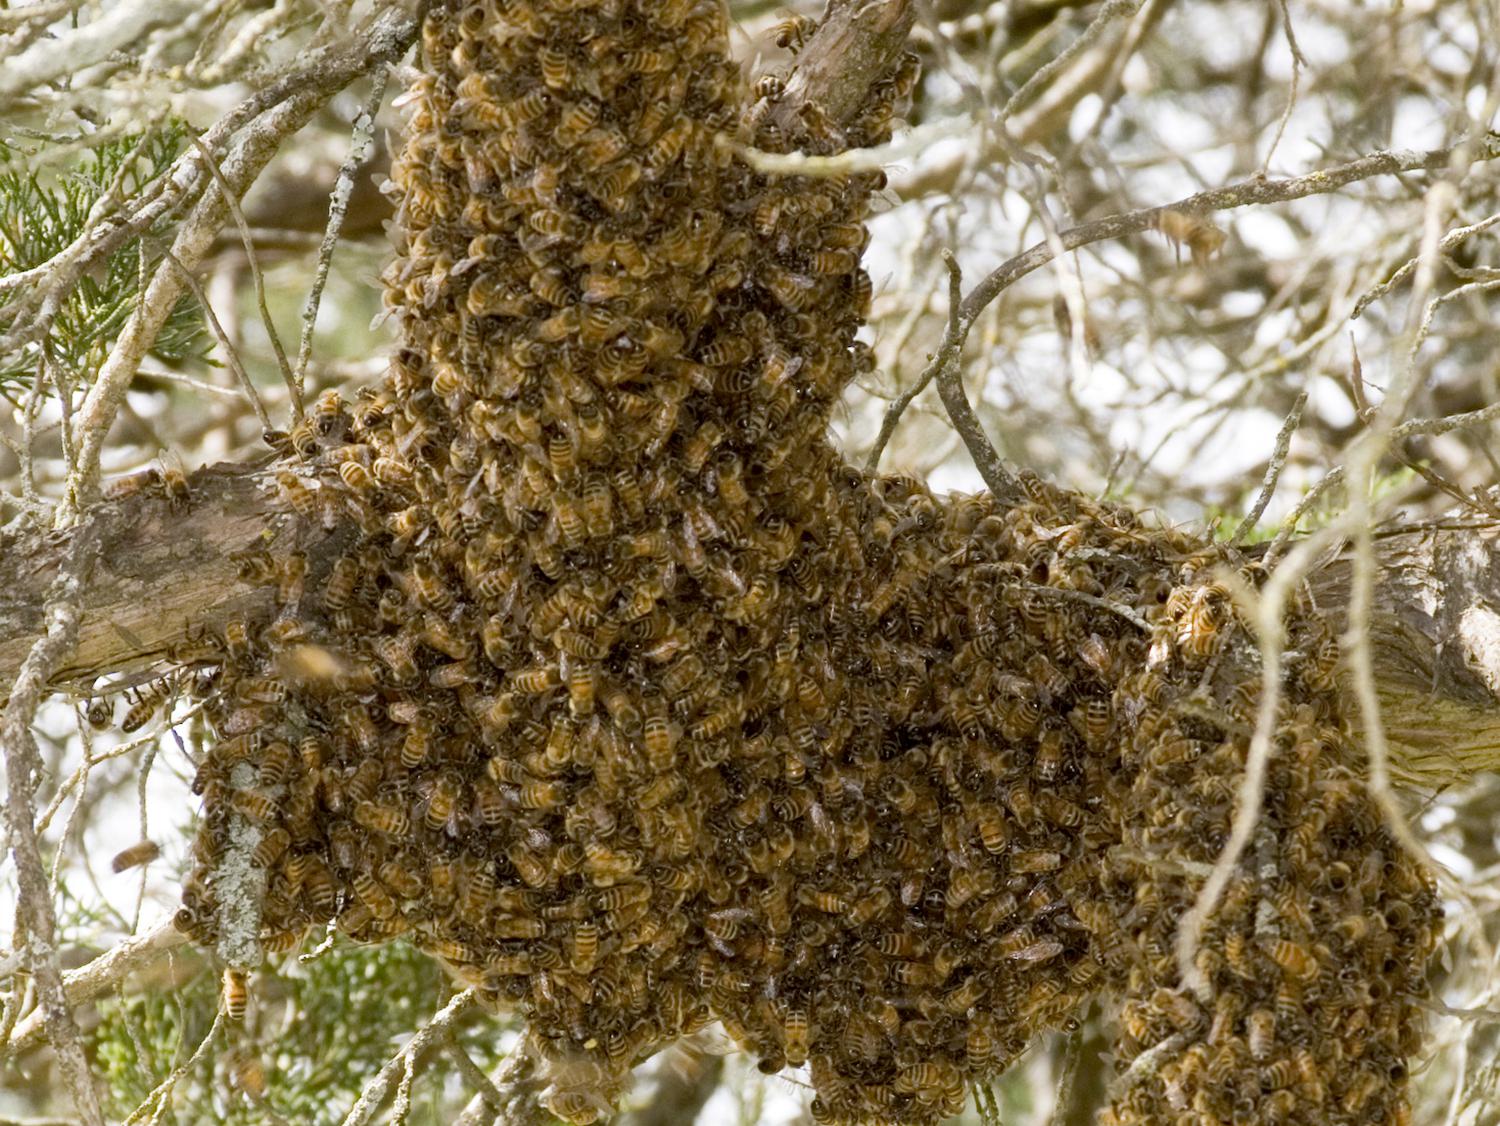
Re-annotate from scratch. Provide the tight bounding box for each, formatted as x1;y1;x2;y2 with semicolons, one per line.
168;0;1439;1122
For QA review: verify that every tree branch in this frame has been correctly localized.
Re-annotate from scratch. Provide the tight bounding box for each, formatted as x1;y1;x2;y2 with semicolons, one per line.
2;921;191;1058
340;989;479;1126
770;0;918;133
2;523;105;1126
0;460;345;703
0;0;201;107
873;138;1500;481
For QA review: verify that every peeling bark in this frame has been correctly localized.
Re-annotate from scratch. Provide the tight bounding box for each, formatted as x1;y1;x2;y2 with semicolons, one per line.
0;461;349;700
1306;518;1500;786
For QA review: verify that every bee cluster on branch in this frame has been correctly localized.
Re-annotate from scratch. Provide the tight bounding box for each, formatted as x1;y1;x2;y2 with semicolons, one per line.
159;0;1438;1122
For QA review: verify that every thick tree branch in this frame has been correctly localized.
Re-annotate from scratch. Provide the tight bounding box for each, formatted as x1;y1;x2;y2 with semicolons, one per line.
770;0;918;133
2;461;1497;790
1307;517;1500;786
0;461;344;702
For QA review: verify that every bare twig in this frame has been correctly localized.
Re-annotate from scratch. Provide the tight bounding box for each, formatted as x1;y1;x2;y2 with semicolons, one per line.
931;250;1022;501
453;1042;548;1126
1229;390;1307;545
158;247;273;432
59;7;418;520
1391;399;1500;439
188;136;299;418
1260;0;1306;173
725;113;975;178
1;525;105;1125
1000;0;1139;122
445;1033;504;1115
294;66;391;416
1351;209;1500;319
1265;464;1345;563
879;139;1500;486
121;1011;224;1125
340;989;480;1126
0;0;85;32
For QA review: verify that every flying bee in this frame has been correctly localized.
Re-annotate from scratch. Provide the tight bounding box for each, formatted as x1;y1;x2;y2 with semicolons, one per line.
1156;208;1228;267
229;1049;268;1103
221;967;248;1020
110;839;161;873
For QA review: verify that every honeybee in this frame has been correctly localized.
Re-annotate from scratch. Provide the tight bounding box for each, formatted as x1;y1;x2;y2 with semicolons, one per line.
1248;1007;1275;1061
355;799;411;837
221;967;248;1020
1223;931;1257;978
120;687;165;734
156;451;190;511
230;789;279;821
773;12;817;51
303;857;337;918
1010;849;1063;874
780;1006;809;1067
250;827;290;869
512;664;560;694
110;839;161;873
636;711;673;767
323;556;361;613
1264;937;1319;983
424;773;463;834
563;662;597;718
352;872;397;919
1156;208;1228;267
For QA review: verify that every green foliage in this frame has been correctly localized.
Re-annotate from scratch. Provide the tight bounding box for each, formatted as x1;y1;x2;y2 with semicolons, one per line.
88;938;514;1126
0;123;209;395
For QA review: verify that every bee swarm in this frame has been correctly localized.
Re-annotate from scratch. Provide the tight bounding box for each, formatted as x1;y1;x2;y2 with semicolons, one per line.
172;1;1438;1122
